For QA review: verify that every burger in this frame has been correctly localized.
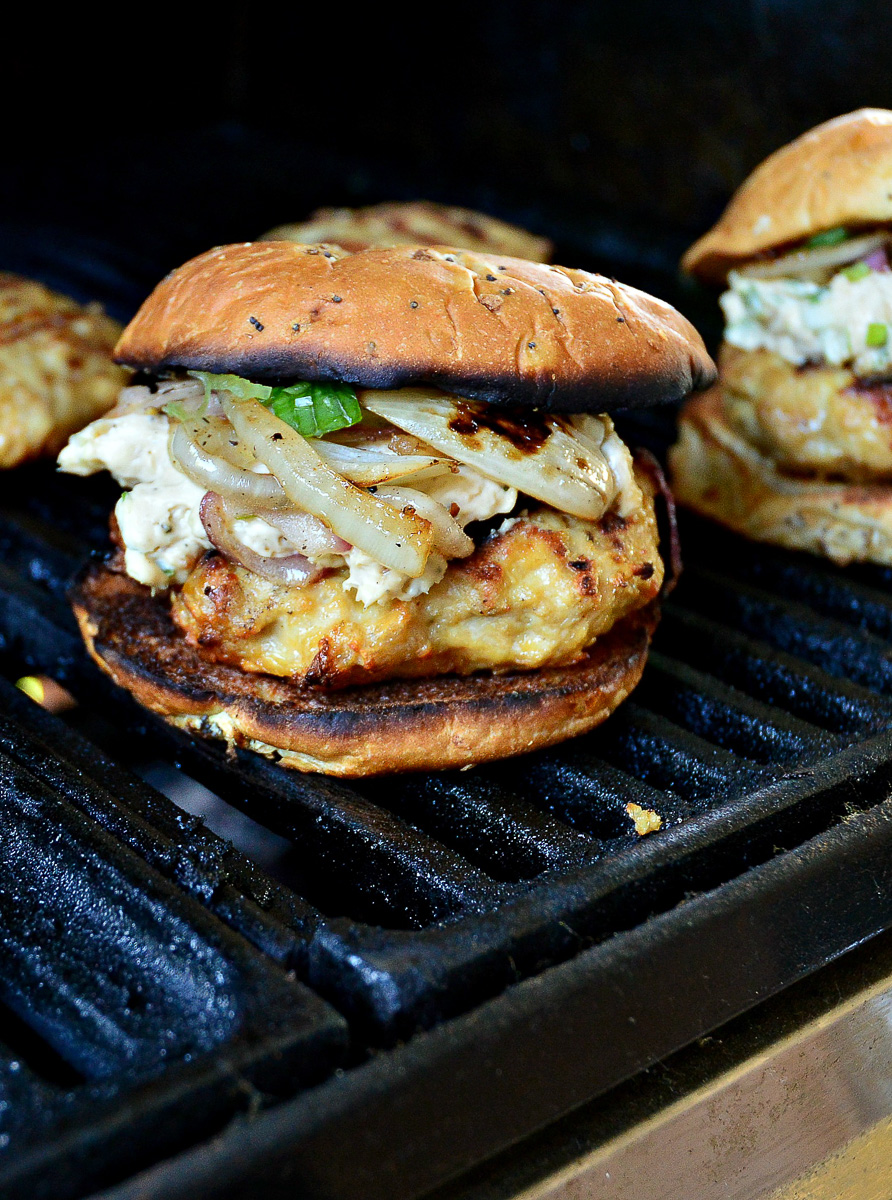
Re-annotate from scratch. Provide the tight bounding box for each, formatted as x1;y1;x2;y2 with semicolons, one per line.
671;108;892;564
0;273;127;468
262;199;552;262
59;240;714;775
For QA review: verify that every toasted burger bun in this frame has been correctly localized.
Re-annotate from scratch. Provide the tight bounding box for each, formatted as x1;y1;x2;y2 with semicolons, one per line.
72;564;658;776
262;200;553;263
683;109;892;284
114;242;716;411
670;388;892;566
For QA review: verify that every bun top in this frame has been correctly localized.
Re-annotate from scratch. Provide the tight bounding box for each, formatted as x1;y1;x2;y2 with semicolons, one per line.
683;109;892;284
115;242;715;411
262;200;553;263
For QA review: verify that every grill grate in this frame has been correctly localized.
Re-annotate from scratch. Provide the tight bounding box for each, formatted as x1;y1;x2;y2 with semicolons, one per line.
2;247;892;1199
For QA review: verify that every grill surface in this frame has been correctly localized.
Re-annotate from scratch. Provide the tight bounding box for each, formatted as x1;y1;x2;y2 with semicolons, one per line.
3;229;892;1200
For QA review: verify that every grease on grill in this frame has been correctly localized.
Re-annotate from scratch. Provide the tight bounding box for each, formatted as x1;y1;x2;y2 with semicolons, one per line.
15;674;77;714
448;401;552;451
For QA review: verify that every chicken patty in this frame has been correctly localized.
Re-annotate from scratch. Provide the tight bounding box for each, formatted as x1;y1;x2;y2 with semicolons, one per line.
670;386;892;566
171;480;662;689
720;343;892;481
0;273;128;467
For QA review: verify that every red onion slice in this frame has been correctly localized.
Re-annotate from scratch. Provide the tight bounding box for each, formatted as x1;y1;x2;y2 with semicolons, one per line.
199;492;323;587
863;247;891;273
262;509;350;555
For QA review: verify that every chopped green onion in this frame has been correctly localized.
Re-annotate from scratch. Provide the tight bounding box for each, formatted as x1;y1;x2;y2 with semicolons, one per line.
806;227;848;248
262;381;362;438
842;261;871;282
190;372;273;402
866;322;889;349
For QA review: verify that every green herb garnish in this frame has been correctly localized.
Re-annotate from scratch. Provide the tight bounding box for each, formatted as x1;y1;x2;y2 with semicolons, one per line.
866;322;889;349
842;261;872;282
165;372;274;421
166;370;362;438
806;227;848;248
262;381;362;438
191;372;273;402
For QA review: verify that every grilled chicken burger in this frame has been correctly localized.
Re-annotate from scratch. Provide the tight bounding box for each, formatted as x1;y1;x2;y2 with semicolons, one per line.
60;240;714;775
671;108;892;564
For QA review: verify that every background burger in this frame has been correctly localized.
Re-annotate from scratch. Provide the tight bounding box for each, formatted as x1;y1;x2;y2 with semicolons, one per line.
59;240;714;775
671;108;892;565
262;199;553;261
0;273;126;468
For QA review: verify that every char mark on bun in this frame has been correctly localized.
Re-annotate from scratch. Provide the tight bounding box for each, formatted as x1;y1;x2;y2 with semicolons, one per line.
672;108;892;566
61;240;715;775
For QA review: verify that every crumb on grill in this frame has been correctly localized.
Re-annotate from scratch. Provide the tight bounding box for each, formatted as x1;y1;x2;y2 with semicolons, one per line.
626;802;662;836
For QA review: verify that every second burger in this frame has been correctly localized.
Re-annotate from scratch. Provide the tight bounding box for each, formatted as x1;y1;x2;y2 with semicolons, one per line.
672;108;892;565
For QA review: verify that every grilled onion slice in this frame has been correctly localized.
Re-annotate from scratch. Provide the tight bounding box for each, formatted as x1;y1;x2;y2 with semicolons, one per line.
738;232;892;283
360;389;618;519
221;395;434;576
170;422;290;509
314;440;453;486
372;486;473;558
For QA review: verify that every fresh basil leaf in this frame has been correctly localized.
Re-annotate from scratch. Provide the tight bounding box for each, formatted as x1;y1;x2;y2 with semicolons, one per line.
262;381;362;438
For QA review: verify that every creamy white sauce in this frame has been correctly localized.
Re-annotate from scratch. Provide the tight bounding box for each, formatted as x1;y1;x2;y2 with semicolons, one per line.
58;411;518;601
343;466;517;605
60;414;213;587
58;398;634;606
722;269;892;376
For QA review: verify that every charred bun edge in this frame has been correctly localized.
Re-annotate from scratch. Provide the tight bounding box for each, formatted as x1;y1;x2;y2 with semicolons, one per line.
71;564;659;777
114;242;717;413
124;347;708;413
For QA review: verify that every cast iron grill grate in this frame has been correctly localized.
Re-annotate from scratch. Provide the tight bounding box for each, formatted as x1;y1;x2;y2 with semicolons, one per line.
2;250;892;1200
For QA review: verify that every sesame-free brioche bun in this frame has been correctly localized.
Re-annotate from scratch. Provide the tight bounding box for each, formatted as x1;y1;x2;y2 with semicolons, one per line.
262;200;553;262
71;564;658;776
683;108;892;284
114;241;716;411
670;388;892;566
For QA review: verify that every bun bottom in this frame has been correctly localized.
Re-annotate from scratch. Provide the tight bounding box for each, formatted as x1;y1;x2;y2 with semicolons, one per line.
670;388;892;566
71;564;659;776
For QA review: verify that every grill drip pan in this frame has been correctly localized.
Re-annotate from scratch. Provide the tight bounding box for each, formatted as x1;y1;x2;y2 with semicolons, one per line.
2;237;892;1199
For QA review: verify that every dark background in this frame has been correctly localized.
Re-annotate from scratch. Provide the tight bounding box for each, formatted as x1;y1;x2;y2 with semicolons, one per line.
4;1;892;334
